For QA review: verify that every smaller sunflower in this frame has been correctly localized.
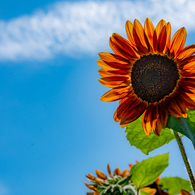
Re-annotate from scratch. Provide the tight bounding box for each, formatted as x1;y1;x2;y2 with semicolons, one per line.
84;163;162;195
98;18;195;135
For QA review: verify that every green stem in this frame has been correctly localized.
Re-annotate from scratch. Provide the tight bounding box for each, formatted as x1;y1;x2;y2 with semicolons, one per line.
174;131;195;193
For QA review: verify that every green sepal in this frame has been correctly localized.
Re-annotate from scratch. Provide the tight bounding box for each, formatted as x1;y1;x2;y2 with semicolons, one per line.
167;110;195;148
159;176;193;195
130;153;169;189
118;175;131;187
125;115;175;155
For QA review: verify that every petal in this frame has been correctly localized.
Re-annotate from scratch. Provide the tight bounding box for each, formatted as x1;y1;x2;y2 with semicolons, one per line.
120;100;147;125
111;33;140;58
144;18;155;53
107;164;113;178
84;182;97;191
158;25;167;53
96;170;107;180
100;86;130;102
142;103;153;135
155;19;166;39
141;187;157;195
125;20;136;46
99;52;129;64
180;91;195;110
169;27;187;57
166;96;187;118
133;19;149;53
158;101;168;129
114;94;137;121
98;68;130;77
98;77;130;88
121;170;130;177
114;168;121;176
163;22;171;53
97;59;118;70
177;44;195;60
180;189;192;195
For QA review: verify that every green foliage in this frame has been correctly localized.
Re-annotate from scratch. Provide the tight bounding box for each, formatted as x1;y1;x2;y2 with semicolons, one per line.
130;153;169;189
97;175;136;195
159;176;193;195
167;110;195;148
125;116;175;155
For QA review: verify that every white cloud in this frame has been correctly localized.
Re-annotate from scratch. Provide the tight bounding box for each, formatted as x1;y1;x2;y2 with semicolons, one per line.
1;0;195;61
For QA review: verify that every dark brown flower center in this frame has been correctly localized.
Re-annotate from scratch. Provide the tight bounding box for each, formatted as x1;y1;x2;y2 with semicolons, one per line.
131;54;179;103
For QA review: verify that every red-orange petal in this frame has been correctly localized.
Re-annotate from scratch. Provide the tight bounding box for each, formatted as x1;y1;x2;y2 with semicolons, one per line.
158;25;167;53
177;44;195;61
125;20;136;46
100;87;130;102
142;104;153;135
120;100;147;125
98;77;130;88
180;189;192;195
133;19;148;54
169;27;187;57
144;18;155;53
112;33;140;58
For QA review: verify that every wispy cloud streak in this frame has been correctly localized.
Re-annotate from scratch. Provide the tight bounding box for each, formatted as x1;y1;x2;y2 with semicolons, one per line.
0;0;195;61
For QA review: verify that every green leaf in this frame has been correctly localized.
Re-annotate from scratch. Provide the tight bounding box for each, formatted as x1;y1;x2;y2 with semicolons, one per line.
130;153;169;189
167;110;195;148
125;116;175;155
159;177;193;195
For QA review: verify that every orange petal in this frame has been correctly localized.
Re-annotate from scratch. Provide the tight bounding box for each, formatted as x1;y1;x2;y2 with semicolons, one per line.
141;187;157;195
84;182;97;191
98;77;130;88
107;164;113;178
99;52;129;64
163;22;171;54
98;68;130;77
170;27;187;57
177;44;195;60
144;18;155;53
121;170;130;177
180;189;192;195
158;25;167;53
142;103;153;135
96;170;107;180
133;19;148;54
100;86;130;102
143;187;157;195
155;19;166;38
125;20;136;46
114;167;121;176
112;33;140;59
97;59;118;70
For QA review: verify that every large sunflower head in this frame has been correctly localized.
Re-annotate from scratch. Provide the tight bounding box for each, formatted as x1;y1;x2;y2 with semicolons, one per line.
98;18;195;135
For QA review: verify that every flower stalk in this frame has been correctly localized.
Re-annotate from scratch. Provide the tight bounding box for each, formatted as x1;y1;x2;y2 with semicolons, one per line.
173;131;195;193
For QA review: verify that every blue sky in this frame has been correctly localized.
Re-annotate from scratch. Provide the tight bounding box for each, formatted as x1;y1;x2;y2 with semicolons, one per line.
0;0;195;195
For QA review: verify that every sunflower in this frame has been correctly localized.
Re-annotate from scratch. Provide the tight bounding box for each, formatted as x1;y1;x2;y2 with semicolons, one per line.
84;163;164;195
98;18;195;135
84;163;131;193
